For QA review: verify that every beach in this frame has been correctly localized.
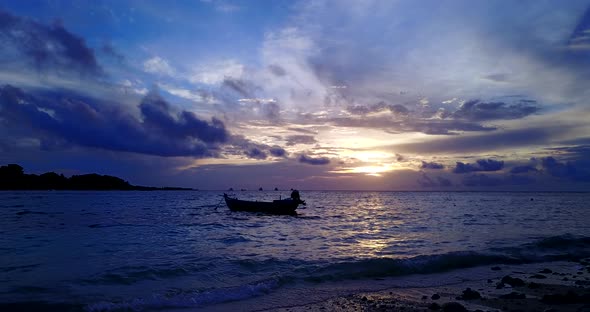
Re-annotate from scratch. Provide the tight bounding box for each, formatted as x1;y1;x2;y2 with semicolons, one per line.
271;260;590;312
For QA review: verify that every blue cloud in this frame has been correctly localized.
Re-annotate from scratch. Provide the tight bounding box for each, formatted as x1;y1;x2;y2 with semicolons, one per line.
510;165;539;174
452;99;539;121
244;147;267;160
0;85;228;157
298;154;330;165
139;91;227;144
453;159;504;174
269;146;287;157
421;161;444;170
286;135;317;146
462;174;535;187
0;10;102;76
417;173;452;187
541;156;590;182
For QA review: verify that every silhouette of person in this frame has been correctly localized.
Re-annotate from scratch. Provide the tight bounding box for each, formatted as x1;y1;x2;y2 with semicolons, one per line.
291;189;301;202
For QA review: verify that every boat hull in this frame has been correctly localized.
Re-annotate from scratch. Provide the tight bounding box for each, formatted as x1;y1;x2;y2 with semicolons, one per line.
224;195;299;215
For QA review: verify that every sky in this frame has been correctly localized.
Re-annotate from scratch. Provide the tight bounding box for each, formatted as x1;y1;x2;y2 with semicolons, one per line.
0;0;589;191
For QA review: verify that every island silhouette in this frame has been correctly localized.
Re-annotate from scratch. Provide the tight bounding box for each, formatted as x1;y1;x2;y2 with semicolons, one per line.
0;164;191;190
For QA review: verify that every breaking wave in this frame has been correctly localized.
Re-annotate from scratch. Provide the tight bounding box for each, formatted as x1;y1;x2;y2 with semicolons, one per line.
80;234;589;311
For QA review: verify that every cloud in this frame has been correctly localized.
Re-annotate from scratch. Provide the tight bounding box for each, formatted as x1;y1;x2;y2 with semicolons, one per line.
417;173;452;187
462;174;535;187
244;147;267;160
392;126;574;154
510;165;539;174
190;59;244;85
0;85;228;157
453;159;504;174
0;10;102;76
421;161;444;170
161;85;214;103
298;154;330;165
263;102;281;120
567;6;590;50
451;99;539;121
269;146;287;157
345;102;409;116
483;73;509;82
326;115;496;135
509;158;540;174
143;56;175;76
268;64;287;76
101;41;125;63
286;135;317;146
541;156;590;182
222;78;257;98
139;91;228;144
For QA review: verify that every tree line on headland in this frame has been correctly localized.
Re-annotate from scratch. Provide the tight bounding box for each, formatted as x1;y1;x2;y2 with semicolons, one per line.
0;164;191;190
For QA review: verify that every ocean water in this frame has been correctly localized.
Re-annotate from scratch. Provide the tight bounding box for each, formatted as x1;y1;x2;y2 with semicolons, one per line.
1;191;589;311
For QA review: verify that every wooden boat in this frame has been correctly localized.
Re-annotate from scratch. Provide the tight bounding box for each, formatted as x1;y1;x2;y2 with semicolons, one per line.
223;193;305;215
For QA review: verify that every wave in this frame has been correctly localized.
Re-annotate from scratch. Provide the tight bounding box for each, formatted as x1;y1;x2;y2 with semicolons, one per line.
85;278;282;312
79;264;213;286
303;234;590;282
83;234;590;311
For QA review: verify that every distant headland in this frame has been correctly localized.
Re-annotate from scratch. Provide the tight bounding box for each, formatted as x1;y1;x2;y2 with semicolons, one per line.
0;164;192;191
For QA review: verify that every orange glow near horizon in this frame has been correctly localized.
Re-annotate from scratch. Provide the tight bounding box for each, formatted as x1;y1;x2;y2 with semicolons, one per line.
333;164;395;177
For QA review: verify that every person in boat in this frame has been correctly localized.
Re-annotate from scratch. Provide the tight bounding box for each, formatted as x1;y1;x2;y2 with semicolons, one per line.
290;189;305;205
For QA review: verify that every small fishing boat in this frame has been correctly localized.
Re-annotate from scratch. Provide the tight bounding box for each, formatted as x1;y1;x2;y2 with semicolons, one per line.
223;191;305;215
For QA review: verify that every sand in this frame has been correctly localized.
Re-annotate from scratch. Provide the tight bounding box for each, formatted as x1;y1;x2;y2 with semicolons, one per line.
270;259;590;312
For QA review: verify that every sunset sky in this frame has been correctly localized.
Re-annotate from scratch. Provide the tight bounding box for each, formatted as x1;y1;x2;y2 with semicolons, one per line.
1;0;589;190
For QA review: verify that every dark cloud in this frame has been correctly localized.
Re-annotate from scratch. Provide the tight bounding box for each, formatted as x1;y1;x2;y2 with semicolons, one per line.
0;85;228;157
298;154;330;165
541;156;590;182
453;159;504;174
437;176;452;187
392;126;572;154
462;174;535;187
263;102;281;120
484;73;508;82
421;161;444;170
286;135;317;146
452;99;538;121
268;64;287;76
389;104;409;116
101;41;125;63
346;105;374;115
462;174;502;187
287;127;317;135
346;101;409;116
244;147;267;159
0;10;102;76
546;144;590;161
269;146;287;157
510;165;538;174
568;6;590;49
222;78;257;98
327;115;496;135
139;91;228;144
417;173;452;187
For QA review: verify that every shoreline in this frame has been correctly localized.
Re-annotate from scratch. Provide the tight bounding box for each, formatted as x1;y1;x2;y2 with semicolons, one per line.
0;260;588;312
265;260;590;312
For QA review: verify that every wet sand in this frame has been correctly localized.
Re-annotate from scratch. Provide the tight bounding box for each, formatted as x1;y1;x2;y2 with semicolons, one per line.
271;259;590;312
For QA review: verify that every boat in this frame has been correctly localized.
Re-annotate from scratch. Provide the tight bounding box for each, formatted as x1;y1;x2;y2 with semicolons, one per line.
223;191;305;215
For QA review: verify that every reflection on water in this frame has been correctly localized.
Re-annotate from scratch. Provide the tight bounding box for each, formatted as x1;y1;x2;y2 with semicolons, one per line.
0;191;589;309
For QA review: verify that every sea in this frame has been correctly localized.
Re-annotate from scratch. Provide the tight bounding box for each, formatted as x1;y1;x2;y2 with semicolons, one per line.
1;191;589;311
